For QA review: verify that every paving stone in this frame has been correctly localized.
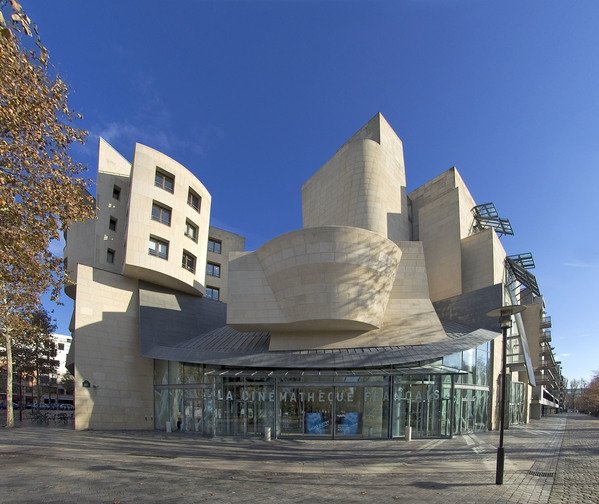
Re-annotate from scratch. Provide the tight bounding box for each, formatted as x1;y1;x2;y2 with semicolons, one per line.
0;413;597;503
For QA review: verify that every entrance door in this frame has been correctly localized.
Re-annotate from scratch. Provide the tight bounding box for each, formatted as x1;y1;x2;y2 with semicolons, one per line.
461;398;475;433
303;387;333;436
182;391;204;433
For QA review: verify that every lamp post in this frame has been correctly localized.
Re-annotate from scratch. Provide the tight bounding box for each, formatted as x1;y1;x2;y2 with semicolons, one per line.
486;304;526;485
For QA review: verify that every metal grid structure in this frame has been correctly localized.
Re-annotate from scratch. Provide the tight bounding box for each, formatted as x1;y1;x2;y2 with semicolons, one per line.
505;253;541;297
471;202;514;236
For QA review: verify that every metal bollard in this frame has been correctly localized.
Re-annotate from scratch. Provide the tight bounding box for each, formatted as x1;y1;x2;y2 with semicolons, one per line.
264;426;271;441
405;425;412;441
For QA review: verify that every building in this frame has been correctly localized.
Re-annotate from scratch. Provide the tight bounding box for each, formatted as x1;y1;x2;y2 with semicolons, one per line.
65;113;563;437
1;333;73;407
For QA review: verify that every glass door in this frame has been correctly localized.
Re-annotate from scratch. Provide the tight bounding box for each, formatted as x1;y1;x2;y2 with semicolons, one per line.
182;390;204;433
461;398;475;433
335;387;362;437
303;387;333;436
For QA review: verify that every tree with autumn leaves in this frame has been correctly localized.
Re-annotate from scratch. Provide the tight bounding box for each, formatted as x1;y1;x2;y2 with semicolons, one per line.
1;1;94;427
577;373;599;416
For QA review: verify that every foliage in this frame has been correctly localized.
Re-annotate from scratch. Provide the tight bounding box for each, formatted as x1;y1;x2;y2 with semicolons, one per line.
0;0;94;427
60;373;74;395
577;373;599;416
10;308;58;401
563;378;587;411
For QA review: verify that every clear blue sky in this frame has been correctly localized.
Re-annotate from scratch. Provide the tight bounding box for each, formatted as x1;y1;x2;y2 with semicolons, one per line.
30;0;598;383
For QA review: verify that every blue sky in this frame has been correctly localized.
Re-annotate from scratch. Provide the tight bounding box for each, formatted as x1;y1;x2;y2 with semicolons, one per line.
30;0;598;383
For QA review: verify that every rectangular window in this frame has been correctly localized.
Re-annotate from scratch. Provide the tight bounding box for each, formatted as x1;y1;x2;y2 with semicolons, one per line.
184;219;198;242
205;286;220;301
155;169;174;193
112;185;121;200
151;202;171;226
106;248;115;264
109;217;117;231
206;262;221;278
187;188;201;212
148;236;169;259
182;250;196;273
208;238;221;254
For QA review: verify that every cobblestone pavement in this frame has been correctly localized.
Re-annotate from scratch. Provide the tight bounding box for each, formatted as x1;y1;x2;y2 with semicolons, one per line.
548;414;599;504
1;413;597;503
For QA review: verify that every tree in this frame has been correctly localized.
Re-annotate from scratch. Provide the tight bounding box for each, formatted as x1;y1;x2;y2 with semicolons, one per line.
60;373;74;396
577;373;599;417
1;1;95;427
11;309;58;403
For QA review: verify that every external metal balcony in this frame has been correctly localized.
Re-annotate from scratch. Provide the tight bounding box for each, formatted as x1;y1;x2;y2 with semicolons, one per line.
540;316;552;329
539;330;551;344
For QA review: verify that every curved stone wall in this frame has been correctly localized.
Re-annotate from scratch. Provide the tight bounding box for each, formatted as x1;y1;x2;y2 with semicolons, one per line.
228;226;401;331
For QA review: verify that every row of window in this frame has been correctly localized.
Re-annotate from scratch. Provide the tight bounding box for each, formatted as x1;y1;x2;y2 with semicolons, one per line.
106;213;221;262
146;237;220;277
105;247;220;300
155;168;202;213
151;201;200;239
148;236;197;274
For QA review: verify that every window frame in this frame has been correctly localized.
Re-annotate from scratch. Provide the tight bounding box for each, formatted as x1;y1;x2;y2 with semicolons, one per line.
187;188;201;212
205;286;220;301
106;248;115;264
155;168;175;193
208;238;222;254
109;216;117;232
182;250;197;273
148;236;169;260
184;219;199;242
151;201;172;226
206;262;221;278
112;185;121;200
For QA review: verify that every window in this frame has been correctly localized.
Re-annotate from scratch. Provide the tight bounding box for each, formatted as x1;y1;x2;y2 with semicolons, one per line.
155;169;174;193
206;262;221;278
106;248;115;264
208;238;221;254
109;217;117;231
148;236;169;259
58;343;64;350
182;250;196;273
187;188;201;212
151;202;171;226
112;185;121;200
205;286;220;301
184;219;198;242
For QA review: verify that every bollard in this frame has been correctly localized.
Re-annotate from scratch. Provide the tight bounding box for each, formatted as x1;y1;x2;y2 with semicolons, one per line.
405;425;412;441
166;421;172;433
264;426;271;441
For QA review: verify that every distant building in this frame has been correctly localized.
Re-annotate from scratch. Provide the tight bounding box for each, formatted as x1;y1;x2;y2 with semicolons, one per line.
53;334;72;378
64;113;563;437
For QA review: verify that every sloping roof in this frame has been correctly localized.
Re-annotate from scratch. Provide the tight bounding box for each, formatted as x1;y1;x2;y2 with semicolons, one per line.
138;280;500;370
142;321;497;370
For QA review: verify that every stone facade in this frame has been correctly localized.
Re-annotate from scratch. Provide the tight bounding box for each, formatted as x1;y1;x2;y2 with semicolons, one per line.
65;113;561;434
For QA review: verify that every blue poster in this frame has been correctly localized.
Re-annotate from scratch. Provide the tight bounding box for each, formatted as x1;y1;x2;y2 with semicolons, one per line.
338;412;360;435
305;413;326;434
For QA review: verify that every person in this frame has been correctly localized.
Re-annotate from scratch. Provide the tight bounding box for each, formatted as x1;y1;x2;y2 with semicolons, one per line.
176;411;182;431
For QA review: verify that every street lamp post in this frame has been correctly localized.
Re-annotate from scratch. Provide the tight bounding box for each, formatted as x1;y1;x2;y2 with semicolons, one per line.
486;304;526;485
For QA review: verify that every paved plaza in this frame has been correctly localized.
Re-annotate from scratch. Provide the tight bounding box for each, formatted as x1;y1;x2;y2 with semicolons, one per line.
1;413;597;503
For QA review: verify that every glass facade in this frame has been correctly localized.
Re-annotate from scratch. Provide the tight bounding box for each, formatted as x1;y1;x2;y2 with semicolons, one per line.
509;381;526;425
153;343;496;439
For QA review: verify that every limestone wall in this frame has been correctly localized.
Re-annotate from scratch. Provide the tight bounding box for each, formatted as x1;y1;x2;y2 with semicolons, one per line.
73;264;153;430
124;143;211;295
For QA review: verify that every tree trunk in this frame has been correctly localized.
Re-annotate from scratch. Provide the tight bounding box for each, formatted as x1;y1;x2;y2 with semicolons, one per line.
4;330;14;428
